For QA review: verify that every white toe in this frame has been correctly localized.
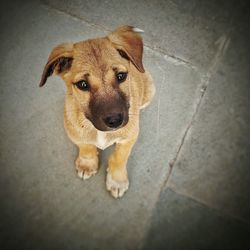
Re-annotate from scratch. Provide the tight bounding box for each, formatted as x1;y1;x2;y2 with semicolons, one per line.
83;170;97;180
77;170;83;179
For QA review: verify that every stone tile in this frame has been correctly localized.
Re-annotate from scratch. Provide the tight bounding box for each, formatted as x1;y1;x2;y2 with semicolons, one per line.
168;9;250;222
0;49;202;249
43;0;238;71
142;189;250;250
0;1;203;249
0;0;105;134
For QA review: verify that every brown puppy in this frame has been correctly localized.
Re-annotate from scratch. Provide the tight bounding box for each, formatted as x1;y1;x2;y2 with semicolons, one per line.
40;26;155;198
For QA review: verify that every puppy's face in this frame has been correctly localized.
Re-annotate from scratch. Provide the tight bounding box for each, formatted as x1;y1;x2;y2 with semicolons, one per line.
40;26;145;131
71;39;131;131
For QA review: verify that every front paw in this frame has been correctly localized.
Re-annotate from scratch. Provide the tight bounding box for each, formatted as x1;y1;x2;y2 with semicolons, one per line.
106;170;129;198
75;156;98;180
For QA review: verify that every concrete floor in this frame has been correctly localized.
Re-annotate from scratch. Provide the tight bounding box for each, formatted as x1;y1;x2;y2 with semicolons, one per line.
0;1;249;249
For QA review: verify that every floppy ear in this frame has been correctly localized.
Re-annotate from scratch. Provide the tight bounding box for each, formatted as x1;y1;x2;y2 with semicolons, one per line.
108;26;145;73
39;43;74;87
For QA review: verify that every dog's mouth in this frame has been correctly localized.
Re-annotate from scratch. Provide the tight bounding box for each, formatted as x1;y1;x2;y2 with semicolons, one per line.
86;111;129;132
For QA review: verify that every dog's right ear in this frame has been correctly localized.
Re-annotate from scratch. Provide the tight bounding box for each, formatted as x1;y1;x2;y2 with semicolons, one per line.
39;43;74;87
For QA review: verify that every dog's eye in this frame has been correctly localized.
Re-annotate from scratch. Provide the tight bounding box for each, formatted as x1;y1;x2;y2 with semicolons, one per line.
75;80;90;91
116;72;127;83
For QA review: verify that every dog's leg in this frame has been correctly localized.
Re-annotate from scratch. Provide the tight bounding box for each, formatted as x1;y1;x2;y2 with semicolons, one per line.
106;138;136;198
75;144;99;180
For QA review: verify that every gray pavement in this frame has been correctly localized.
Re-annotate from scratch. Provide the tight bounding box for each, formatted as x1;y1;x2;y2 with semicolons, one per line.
0;1;249;249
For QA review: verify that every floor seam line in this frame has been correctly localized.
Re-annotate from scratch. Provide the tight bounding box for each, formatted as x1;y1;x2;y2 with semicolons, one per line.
167;186;250;227
159;32;232;193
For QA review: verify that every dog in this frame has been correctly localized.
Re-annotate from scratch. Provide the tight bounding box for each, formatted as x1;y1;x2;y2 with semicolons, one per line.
40;26;155;198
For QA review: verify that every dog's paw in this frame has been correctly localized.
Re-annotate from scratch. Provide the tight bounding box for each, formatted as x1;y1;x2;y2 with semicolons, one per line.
75;156;98;180
106;171;129;198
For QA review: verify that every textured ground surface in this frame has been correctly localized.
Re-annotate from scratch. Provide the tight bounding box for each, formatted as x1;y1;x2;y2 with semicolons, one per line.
0;1;249;249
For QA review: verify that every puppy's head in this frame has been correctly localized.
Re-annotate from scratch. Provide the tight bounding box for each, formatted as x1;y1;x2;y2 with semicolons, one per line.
40;26;145;131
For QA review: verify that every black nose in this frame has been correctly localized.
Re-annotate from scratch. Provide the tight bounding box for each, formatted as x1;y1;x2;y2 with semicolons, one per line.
103;113;123;128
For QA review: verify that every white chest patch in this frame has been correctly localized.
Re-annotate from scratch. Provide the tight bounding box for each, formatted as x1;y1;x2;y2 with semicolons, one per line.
96;131;116;150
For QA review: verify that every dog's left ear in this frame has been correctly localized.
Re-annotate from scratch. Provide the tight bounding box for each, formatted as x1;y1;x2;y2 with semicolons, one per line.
39;43;74;87
108;26;145;73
